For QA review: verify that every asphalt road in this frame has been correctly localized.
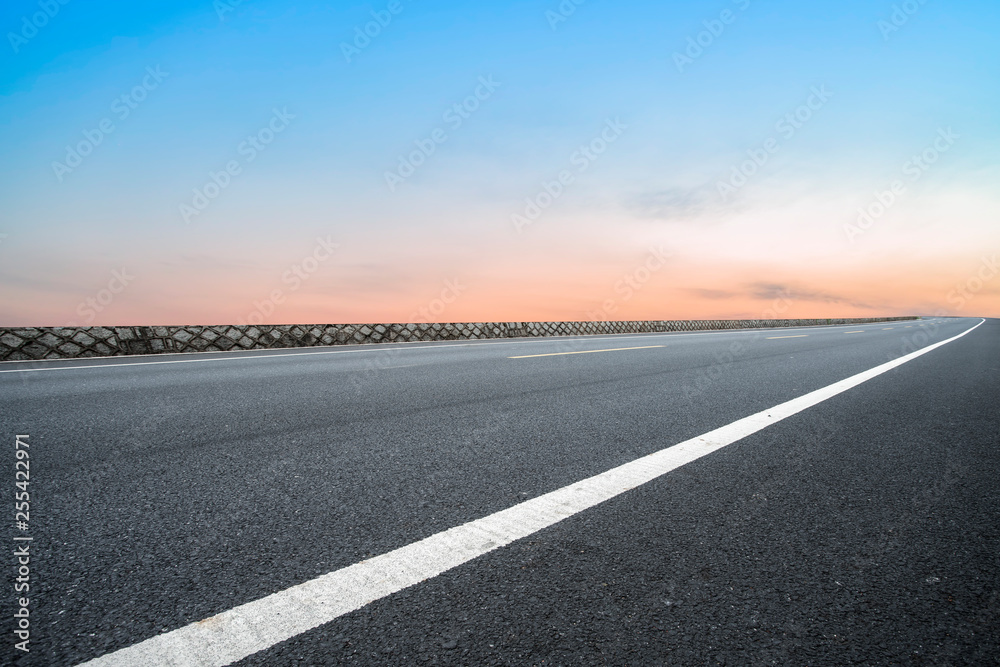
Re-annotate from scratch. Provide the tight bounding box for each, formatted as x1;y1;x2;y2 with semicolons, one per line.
2;317;998;666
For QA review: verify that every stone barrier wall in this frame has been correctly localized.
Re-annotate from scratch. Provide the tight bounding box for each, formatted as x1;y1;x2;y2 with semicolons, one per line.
0;317;918;362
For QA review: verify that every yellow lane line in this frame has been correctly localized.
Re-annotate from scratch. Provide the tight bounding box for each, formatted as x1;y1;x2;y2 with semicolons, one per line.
509;345;664;359
844;331;865;334
766;335;809;339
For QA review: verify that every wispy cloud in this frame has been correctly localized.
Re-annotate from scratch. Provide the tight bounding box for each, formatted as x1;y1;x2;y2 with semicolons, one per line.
622;184;723;222
748;282;879;310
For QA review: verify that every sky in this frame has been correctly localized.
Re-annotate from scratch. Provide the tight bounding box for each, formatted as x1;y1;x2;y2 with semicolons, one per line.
1;0;998;326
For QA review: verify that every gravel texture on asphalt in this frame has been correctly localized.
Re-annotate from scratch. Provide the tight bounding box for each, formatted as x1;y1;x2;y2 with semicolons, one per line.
2;318;995;665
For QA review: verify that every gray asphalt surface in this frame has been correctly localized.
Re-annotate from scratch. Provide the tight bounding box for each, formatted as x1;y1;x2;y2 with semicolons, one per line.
2;317;998;665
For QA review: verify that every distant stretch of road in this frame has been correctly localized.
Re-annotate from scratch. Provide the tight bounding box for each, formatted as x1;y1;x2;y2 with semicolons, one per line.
2;317;997;665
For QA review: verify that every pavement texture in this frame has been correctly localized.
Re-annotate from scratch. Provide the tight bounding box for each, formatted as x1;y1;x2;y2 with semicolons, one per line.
1;317;997;665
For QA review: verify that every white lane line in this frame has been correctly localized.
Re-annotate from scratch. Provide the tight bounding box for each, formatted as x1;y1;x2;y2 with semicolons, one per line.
0;319;928;375
765;335;808;339
77;318;984;667
509;345;664;359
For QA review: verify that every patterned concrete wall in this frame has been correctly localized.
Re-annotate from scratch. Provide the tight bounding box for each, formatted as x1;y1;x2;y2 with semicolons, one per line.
0;317;917;362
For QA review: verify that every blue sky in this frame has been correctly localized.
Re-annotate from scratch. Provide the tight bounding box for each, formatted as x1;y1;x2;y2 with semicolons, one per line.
1;0;998;325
